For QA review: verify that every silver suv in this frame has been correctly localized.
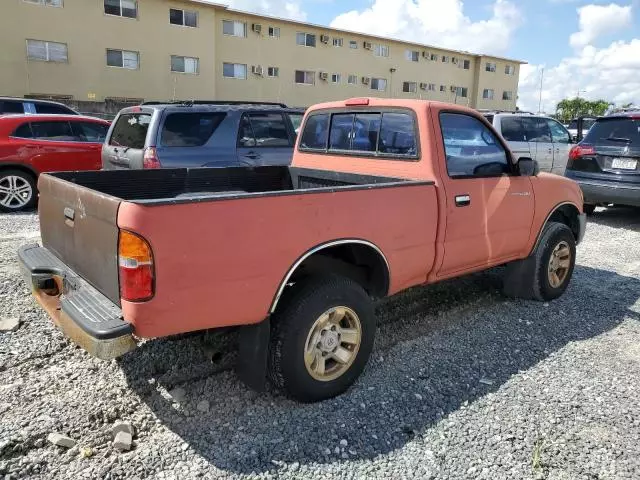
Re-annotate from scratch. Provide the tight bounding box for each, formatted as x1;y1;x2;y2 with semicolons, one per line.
482;112;573;175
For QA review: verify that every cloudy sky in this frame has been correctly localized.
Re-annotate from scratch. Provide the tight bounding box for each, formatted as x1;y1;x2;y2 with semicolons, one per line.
218;0;639;113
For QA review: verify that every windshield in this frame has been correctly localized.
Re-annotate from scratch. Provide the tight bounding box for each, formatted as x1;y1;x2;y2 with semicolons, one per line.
583;118;640;145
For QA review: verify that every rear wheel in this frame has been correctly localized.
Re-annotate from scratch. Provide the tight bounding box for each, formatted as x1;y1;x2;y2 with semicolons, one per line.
268;275;376;402
0;170;37;213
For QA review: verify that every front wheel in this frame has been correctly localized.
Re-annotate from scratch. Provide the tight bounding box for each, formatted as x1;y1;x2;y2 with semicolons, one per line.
0;170;37;213
268;275;376;403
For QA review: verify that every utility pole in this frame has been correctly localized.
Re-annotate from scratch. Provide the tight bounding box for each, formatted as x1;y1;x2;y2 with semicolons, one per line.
537;68;544;113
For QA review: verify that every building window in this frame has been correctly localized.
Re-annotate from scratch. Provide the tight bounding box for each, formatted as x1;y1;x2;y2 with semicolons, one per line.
429;53;438;61
171;55;198;74
371;78;387;91
405;50;419;62
106;49;139;69
169;8;197;27
332;38;343;47
267;67;279;77
222;20;246;37
349;40;358;49
296;32;316;47
455;87;468;98
374;44;389;57
222;62;247;79
268;26;280;38
331;73;341;83
503;91;513;101
23;0;63;6
442;55;450;63
295;70;315;85
505;64;515;75
104;0;136;18
440;85;446;92
463;60;470;70
486;62;497;72
483;89;494;100
26;39;67;62
402;81;417;93
347;74;358;85
427;83;435;91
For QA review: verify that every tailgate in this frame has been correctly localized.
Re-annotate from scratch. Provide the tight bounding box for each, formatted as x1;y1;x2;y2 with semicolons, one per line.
38;174;121;305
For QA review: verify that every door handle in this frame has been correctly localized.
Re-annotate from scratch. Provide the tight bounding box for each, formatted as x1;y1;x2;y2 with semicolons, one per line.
547;148;553;154
455;194;470;207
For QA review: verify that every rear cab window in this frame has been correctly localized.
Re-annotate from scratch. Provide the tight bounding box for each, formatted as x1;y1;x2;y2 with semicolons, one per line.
160;112;226;147
109;112;152;149
299;109;418;159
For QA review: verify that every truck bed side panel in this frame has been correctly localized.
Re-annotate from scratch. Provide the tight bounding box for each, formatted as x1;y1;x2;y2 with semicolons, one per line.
117;184;438;338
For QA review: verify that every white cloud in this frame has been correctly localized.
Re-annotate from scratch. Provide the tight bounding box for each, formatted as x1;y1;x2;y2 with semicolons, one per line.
518;39;640;113
209;0;307;20
329;0;521;56
569;3;632;48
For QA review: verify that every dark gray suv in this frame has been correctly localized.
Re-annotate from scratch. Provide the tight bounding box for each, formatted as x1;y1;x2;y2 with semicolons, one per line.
101;101;304;170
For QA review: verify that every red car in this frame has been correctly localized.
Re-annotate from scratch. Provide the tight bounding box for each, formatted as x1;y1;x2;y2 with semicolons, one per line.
0;114;110;212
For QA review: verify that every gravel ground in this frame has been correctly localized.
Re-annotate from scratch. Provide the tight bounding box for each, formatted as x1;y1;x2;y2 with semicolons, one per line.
1;207;639;479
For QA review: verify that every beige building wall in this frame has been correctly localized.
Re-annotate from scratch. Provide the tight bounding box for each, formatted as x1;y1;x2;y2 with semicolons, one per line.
0;0;523;110
1;0;217;102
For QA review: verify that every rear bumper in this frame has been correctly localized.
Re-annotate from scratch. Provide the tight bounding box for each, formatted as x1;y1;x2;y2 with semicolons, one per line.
18;244;136;360
566;172;640;207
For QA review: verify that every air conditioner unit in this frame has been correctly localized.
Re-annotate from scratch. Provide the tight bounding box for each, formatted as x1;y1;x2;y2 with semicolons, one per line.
361;76;371;85
319;71;328;81
320;34;330;44
452;57;458;64
450;86;457;93
422;51;429;59
251;23;262;34
419;82;428;90
251;65;263;76
363;41;372;50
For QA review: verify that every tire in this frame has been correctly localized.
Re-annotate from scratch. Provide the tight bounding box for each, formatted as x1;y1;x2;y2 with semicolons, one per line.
583;204;596;216
268;275;376;403
531;222;577;301
0;170;37;213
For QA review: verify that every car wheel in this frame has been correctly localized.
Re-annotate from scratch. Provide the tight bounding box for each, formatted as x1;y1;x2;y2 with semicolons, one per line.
268;275;376;403
531;222;576;301
0;170;37;213
583;204;596;215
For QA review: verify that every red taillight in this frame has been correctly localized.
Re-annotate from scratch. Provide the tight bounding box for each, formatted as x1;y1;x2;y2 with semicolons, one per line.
143;147;161;169
118;230;154;302
569;144;595;161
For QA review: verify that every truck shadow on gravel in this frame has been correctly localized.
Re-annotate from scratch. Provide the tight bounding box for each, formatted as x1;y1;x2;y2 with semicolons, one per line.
118;265;639;475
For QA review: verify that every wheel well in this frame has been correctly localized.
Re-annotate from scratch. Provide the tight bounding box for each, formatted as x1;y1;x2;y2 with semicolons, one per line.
276;242;390;308
0;165;37;181
547;204;581;241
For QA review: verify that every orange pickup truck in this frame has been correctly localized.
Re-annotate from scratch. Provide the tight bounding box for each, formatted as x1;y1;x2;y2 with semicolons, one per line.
19;98;586;402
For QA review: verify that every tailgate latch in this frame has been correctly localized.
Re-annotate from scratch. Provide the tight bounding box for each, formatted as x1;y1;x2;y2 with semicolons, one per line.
64;207;75;227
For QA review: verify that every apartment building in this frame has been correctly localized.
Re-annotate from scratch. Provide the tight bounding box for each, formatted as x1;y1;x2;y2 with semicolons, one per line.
1;0;525;109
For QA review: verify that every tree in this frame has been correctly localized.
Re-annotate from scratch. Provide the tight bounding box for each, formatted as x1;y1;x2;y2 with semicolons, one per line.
555;97;612;123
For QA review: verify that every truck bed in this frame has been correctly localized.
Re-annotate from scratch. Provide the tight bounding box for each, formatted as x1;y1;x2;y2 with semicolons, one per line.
49;166;421;204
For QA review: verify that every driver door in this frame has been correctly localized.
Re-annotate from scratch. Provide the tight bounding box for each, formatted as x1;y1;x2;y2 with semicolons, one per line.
434;111;535;278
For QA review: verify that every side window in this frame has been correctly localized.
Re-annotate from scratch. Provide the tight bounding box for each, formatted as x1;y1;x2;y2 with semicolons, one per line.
71;122;109;142
500;117;527;142
35;103;74;115
12;123;34;138
1;101;25;114
160;112;226;147
237;115;256;147
521;117;551;143
288;113;303;135
378;112;416;155
247;113;291;147
300;113;329;150
440;113;510;178
546;119;571;144
30;121;78;141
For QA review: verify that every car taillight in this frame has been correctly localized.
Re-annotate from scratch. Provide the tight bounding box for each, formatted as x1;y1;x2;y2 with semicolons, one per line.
143;147;161;169
569;145;595;161
118;230;154;302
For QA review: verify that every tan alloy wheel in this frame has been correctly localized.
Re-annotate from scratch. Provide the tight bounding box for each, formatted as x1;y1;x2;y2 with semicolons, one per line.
548;240;571;288
304;306;362;382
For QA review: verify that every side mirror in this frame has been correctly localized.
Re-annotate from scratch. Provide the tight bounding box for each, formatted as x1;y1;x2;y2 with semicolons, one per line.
517;157;539;176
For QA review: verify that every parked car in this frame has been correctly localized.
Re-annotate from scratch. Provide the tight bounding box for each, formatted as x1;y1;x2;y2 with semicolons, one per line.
567;117;595;142
482;112;573;175
565;111;640;214
0;97;78;116
101;101;304;170
0;114;110;212
19;98;585;402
